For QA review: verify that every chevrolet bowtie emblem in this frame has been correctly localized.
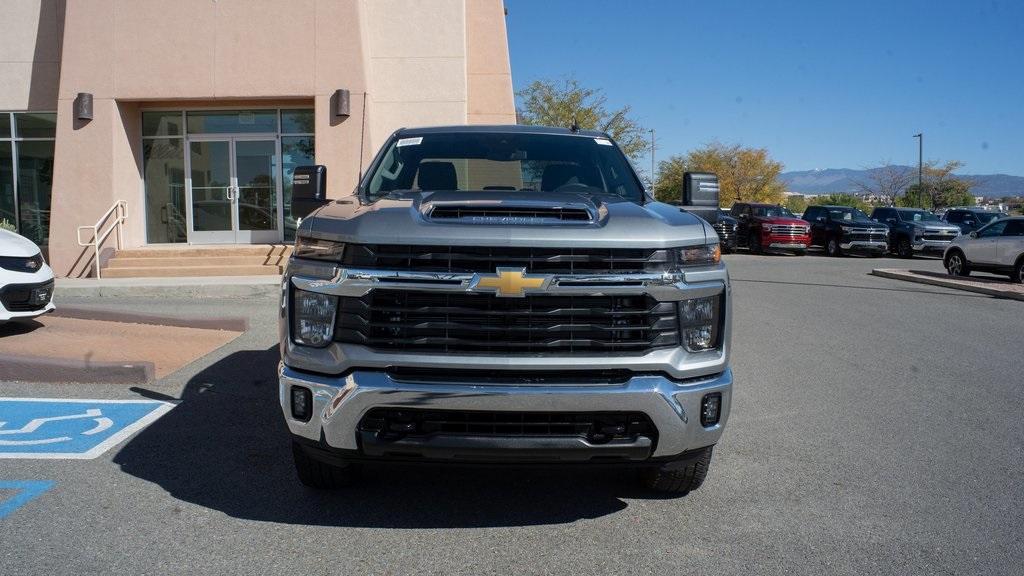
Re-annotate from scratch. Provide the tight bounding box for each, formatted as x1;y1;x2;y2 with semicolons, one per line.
473;267;549;298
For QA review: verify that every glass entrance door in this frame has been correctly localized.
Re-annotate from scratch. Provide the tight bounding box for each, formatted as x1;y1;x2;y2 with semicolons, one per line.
187;137;280;244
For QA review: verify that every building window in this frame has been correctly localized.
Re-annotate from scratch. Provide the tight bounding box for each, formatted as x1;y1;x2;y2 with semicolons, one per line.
142;109;314;244
0;111;57;246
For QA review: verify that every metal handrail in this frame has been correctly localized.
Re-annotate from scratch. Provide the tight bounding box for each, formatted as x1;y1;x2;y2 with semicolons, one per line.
77;200;127;279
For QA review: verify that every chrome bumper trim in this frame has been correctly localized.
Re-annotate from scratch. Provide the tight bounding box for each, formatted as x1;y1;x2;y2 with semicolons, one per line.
913;239;954;251
840;240;887;250
279;364;733;458
290;265;727;302
767;242;807;249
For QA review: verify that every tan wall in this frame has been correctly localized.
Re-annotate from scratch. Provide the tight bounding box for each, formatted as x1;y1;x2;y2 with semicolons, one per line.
27;0;513;276
466;0;516;124
0;0;65;111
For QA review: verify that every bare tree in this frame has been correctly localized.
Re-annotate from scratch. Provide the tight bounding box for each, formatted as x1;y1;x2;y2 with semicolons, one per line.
853;162;914;205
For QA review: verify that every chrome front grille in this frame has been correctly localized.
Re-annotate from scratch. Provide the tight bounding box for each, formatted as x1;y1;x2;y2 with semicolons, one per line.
846;228;888;241
334;290;681;354
769;224;807;236
922;229;957;241
712;221;735;241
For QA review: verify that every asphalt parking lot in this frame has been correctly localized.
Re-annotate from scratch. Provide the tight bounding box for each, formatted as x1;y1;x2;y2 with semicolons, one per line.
2;252;1022;576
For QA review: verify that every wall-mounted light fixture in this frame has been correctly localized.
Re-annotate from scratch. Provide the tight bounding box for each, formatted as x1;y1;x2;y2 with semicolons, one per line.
74;92;93;121
333;89;350;118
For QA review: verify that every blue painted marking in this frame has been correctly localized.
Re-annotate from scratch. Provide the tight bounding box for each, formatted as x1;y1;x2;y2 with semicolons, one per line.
0;399;173;459
0;480;54;519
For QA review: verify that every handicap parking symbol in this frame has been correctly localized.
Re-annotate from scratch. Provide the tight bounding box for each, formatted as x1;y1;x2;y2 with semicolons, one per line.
0;398;173;459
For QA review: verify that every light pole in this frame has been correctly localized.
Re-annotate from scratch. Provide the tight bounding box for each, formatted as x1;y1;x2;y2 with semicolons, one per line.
913;133;923;207
649;128;656;190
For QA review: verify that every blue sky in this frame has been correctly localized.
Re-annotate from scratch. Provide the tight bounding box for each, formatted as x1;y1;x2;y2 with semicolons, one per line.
505;0;1024;176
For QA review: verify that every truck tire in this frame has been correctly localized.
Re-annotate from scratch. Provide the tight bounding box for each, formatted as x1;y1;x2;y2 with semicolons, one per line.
749;233;762;254
1013;257;1024;284
897;237;914;259
292;441;359;489
826;237;842;257
639;446;714;495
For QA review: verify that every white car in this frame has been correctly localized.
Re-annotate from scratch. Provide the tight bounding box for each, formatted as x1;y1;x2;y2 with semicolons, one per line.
0;229;56;322
943;216;1024;283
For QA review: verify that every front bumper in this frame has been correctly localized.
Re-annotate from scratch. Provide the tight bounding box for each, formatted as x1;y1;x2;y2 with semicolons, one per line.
767;242;809;250
839;240;887;252
280;364;732;461
0;276;55;321
912;239;954;252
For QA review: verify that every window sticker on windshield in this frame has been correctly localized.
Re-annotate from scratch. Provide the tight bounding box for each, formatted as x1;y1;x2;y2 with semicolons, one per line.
396;137;423;147
594;138;613;146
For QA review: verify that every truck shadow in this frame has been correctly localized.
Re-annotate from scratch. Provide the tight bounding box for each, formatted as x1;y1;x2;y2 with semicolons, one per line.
113;345;656;528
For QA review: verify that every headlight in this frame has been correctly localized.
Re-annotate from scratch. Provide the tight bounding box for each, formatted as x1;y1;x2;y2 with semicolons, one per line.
294;236;345;261
679;295;721;352
291;288;338;347
677;244;721;266
761;222;773;231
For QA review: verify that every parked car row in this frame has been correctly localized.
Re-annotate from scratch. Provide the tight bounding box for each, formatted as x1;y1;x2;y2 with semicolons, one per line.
703;203;1022;278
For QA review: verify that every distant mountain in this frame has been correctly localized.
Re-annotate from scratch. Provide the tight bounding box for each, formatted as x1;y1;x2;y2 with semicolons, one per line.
780;166;1024;197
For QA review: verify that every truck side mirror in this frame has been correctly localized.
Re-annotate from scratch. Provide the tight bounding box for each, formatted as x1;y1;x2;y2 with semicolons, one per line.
682;172;720;223
291;165;329;220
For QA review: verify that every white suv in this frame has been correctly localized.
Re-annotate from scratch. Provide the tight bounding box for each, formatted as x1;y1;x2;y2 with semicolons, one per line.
943;217;1024;283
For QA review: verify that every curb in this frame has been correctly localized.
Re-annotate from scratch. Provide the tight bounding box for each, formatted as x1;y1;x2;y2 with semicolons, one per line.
0;354;154;384
51;306;249;332
871;269;1024;301
55;276;281;300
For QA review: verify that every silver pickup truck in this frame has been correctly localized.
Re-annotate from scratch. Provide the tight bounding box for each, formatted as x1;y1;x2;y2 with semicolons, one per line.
279;125;733;494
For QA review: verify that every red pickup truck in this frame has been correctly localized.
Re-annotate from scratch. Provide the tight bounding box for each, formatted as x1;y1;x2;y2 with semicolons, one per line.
728;202;811;255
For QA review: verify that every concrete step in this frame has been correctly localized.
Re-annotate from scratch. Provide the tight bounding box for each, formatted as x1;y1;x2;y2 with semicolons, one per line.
101;265;284;278
113;245;292;259
106;255;287;268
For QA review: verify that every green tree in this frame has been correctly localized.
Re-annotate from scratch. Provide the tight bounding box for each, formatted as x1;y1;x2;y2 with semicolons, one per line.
653;143;786;206
517;77;650;162
784;194;808;215
896;160;973;209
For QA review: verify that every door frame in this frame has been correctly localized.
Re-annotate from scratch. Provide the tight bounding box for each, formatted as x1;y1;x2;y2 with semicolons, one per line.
184;133;284;245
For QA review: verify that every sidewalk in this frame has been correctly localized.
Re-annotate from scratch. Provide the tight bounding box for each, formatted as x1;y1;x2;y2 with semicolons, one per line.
56;275;282;299
871;268;1024;301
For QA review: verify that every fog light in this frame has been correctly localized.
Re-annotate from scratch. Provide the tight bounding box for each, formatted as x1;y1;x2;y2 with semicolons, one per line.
291;386;313;421
701;393;721;427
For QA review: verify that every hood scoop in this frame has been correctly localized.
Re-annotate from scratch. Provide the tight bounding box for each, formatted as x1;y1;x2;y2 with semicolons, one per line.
423;193;599;225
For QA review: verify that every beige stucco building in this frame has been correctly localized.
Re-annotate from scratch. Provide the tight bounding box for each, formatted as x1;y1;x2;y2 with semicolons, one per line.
0;0;515;277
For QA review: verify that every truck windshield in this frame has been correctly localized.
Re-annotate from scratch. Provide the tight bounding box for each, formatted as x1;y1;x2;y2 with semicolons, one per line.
364;132;644;203
897;209;940;222
751;206;793;218
827;207;872;222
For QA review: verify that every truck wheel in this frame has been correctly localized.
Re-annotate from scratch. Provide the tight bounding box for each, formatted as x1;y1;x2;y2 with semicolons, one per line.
639;446;714;495
945;250;970;277
749;234;762;254
793;250;806;257
826;238;842;257
897;237;914;259
292;441;359;489
1013;258;1024;284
